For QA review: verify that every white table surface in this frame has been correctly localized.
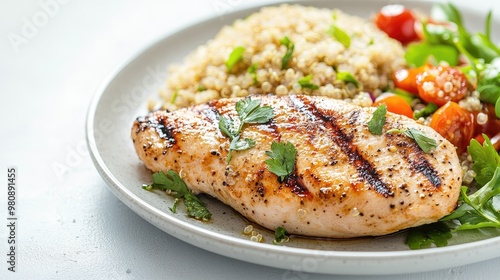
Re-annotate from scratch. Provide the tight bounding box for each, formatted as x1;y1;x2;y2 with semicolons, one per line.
2;0;500;279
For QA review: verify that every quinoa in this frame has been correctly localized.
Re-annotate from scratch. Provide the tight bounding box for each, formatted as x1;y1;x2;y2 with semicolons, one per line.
157;4;406;111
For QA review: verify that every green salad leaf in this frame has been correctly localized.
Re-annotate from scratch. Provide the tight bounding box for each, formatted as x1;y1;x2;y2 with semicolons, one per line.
406;222;452;249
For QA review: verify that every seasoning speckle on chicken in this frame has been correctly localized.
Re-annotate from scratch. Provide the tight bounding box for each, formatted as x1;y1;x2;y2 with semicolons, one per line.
132;95;461;238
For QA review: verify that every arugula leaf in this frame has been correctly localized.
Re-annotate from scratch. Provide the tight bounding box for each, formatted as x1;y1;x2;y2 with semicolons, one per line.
336;71;359;87
414;102;438;119
431;3;463;26
280;36;294;69
406;222;452;249
386;128;437;153
265;141;297;181
273;226;289;245
468;135;500;186
143;170;212;221
226;46;245;73
446;168;500;230
328;24;350;48
297;74;319;90
367;104;387;135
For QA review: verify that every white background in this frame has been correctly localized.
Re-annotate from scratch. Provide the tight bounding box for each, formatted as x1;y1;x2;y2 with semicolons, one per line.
1;0;500;279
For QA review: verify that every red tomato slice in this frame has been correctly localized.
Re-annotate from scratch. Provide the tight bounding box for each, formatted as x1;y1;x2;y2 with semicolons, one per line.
375;5;420;45
373;95;414;119
393;66;426;95
416;65;468;106
429;101;474;154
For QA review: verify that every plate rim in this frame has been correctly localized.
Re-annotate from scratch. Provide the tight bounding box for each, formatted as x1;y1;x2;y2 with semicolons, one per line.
85;0;500;275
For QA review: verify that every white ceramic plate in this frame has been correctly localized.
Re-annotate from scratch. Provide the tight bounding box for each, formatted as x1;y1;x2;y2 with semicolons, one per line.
86;0;500;275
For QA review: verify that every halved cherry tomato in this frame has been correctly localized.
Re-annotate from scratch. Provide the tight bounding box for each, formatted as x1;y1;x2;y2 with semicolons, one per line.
373;95;414;118
393;66;426;95
473;104;500;139
429;101;474;154
415;65;468;106
375;5;420;45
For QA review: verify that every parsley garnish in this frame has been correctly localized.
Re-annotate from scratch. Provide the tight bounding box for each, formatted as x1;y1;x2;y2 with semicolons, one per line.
273;226;289;245
368;104;387;135
265;141;297;181
143;170;212;221
336;71;359;87
280;36;294;69
386;128;437;153
219;97;274;162
297;74;319;89
226;46;245;73
328;24;351;48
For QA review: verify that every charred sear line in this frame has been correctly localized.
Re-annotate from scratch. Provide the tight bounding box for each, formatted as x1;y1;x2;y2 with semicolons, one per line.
201;106;219;124
136;114;177;147
284;173;311;198
390;138;442;188
289;95;393;198
347;110;360;126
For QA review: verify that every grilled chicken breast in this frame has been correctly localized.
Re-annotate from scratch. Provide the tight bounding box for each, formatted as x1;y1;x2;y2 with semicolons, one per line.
131;95;461;238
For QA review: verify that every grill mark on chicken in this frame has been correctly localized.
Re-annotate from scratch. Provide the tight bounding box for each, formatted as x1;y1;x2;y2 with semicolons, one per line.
284;173;311;198
136;114;177;148
289;95;393;198
387;136;442;188
200;107;219;124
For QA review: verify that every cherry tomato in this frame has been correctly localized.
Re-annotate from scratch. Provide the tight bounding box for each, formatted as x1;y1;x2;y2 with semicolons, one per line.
393;66;426;95
375;5;420;45
373;95;414;118
429;101;474;154
415;65;468;106
473;104;500;138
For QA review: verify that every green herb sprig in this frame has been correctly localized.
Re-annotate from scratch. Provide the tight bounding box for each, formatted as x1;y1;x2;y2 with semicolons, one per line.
297;74;319;90
273;226;289;245
280;36;294;69
143;170;212;221
367;104;387;135
386;128;437;153
336;71;359;87
413;102;438;119
328;24;351;48
265;141;297;181
219;97;274;162
226;46;245;73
